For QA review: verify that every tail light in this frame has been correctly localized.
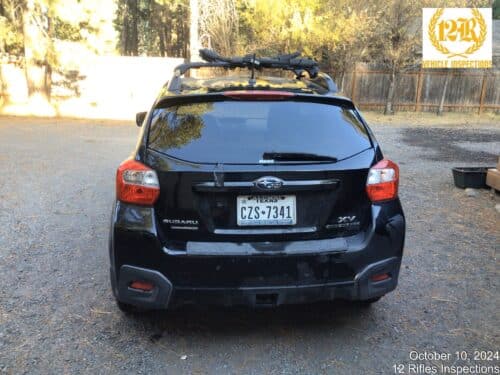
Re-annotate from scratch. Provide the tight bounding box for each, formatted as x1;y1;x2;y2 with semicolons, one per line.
116;159;160;205
366;159;399;202
129;280;155;292
371;273;390;282
223;90;295;100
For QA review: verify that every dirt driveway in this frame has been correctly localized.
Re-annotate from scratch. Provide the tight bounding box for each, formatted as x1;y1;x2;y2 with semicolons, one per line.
0;116;498;374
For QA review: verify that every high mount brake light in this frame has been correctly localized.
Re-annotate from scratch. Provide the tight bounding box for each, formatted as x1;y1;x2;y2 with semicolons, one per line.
223;91;295;100
366;159;399;202
116;159;160;205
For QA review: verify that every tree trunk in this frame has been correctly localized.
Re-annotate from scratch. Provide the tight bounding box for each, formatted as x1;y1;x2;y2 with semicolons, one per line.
164;26;171;56
119;7;128;55
158;29;166;57
123;0;139;56
183;13;189;58
157;6;168;57
0;37;7;105
22;0;51;101
339;71;345;92
0;64;7;106
189;0;200;62
494;80;500;115
384;65;397;115
437;71;451;116
130;0;139;55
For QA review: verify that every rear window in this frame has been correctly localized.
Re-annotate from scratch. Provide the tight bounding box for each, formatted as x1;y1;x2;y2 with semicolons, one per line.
147;100;371;164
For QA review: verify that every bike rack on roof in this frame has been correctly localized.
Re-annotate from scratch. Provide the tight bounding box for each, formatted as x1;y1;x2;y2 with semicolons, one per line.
167;49;337;94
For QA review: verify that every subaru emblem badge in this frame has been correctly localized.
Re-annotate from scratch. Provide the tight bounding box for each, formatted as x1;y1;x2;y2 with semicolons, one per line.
254;176;284;190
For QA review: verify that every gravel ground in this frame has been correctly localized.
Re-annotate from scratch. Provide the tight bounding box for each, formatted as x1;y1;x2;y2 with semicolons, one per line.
0;116;498;374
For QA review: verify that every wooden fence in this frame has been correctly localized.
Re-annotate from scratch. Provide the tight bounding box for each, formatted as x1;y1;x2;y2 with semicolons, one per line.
2;58;499;115
336;68;500;114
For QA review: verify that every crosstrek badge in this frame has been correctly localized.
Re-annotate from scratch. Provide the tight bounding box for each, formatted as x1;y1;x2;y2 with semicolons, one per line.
422;8;492;68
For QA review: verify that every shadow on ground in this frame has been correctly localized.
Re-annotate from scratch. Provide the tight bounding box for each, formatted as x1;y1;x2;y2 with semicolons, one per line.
120;300;373;340
402;127;500;162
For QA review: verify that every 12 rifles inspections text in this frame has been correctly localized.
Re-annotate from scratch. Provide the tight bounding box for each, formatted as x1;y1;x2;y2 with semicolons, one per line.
393;351;499;374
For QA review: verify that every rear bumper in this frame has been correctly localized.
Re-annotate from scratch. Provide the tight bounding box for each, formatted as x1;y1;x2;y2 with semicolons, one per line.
114;257;400;309
110;200;405;309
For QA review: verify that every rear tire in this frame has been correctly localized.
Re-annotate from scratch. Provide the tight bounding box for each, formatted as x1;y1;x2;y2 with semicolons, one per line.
116;300;146;314
358;296;382;306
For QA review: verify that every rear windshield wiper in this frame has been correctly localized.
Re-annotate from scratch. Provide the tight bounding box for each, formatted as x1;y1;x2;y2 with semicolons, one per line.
261;152;338;163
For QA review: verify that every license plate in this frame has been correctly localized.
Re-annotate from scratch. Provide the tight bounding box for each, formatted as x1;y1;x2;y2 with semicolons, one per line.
237;195;296;226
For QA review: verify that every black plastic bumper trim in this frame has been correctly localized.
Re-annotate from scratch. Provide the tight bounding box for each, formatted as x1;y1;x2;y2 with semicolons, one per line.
355;257;400;300
117;265;173;309
114;258;400;309
162;257;400;308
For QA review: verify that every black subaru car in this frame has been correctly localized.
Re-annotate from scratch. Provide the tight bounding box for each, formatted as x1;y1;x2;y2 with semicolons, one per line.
109;50;405;312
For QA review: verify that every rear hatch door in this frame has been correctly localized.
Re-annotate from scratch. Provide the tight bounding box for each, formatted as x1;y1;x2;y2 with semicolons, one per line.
145;96;375;242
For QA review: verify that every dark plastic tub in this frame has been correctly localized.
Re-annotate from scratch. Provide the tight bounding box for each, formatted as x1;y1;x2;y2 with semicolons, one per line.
452;167;493;189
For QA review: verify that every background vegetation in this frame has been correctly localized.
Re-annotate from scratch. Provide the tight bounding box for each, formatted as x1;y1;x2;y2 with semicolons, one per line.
0;0;497;115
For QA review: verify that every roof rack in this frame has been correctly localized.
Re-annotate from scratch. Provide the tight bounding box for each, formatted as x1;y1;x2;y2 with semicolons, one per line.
167;49;339;94
310;72;338;93
194;49;318;76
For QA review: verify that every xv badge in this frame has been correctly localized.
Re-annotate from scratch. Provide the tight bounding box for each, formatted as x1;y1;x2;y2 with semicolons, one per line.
337;216;357;224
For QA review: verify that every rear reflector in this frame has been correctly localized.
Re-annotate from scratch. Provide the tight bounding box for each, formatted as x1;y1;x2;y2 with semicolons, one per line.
116;159;160;205
371;273;390;282
129;280;154;292
223;90;295;100
366;159;399;202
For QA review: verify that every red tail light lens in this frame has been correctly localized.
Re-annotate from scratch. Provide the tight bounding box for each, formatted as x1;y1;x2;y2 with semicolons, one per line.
223;90;295;100
371;273;390;282
129;280;155;292
366;159;399;202
116;159;160;205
